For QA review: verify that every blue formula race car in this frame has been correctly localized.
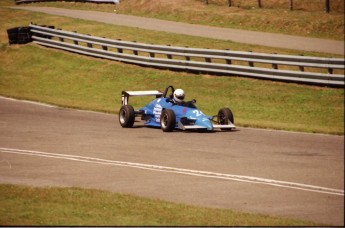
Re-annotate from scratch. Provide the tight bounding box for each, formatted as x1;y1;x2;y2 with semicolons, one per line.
119;85;236;132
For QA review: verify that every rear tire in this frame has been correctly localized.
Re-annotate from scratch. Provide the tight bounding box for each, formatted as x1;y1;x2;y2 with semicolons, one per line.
119;105;135;128
217;108;234;129
160;109;176;132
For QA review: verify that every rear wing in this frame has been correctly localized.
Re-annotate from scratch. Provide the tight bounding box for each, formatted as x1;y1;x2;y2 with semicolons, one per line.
121;90;163;105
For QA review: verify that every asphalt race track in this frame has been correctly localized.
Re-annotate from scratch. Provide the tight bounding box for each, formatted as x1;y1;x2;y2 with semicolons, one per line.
0;97;344;225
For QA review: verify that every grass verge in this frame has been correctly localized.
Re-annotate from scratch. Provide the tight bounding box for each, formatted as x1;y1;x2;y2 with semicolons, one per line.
0;184;321;226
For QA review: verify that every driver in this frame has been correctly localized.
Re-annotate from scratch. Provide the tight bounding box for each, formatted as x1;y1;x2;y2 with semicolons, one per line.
172;88;185;104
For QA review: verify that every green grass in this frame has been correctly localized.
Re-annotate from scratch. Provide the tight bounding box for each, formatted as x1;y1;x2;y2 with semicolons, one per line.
5;0;344;40
0;6;343;135
0;184;321;226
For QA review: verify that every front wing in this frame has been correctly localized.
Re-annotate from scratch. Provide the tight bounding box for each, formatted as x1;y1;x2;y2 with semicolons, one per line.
177;120;236;131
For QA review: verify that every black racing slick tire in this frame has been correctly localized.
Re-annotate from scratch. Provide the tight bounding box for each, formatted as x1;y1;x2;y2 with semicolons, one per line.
119;105;135;128
217;108;234;125
160;109;176;132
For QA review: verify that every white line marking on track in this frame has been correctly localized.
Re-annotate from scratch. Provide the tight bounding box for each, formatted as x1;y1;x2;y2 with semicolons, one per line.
1;147;344;196
0;96;114;116
0;96;56;108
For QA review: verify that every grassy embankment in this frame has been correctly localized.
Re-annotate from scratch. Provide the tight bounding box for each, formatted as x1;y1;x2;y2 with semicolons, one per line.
0;184;321;226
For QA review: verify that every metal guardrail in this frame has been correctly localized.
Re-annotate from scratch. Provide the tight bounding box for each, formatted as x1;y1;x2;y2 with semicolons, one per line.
29;24;344;87
15;0;115;4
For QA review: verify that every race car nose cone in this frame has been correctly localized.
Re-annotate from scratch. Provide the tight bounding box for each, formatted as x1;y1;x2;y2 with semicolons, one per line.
195;118;213;131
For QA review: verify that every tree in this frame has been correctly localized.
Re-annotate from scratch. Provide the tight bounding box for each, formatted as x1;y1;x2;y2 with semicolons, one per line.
325;0;330;13
258;0;262;8
289;0;294;10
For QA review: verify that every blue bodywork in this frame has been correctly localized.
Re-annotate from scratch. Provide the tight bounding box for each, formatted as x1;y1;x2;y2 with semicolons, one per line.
139;97;214;130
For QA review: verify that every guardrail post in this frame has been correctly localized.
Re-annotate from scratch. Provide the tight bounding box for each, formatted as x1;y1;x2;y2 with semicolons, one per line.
116;39;123;53
272;53;278;69
167;45;173;59
101;37;108;51
185;46;190;61
133;41;138;55
86;34;92;48
149;43;155;58
225;49;232;64
73;31;78;45
299;54;305;72
58;29;64;42
205;48;212;63
327;58;334;74
248;51;254;67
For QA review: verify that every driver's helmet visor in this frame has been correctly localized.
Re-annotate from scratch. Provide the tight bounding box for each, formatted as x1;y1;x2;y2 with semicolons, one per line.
176;94;185;101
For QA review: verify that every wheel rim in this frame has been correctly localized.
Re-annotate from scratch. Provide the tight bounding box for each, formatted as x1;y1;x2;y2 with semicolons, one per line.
119;109;126;124
161;113;168;128
218;112;227;125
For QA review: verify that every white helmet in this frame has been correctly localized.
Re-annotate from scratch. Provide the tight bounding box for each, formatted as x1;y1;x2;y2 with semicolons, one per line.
173;89;185;103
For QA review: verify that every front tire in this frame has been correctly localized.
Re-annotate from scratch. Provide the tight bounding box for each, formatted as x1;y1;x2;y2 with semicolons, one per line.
160;109;176;132
218;108;234;125
119;105;135;128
